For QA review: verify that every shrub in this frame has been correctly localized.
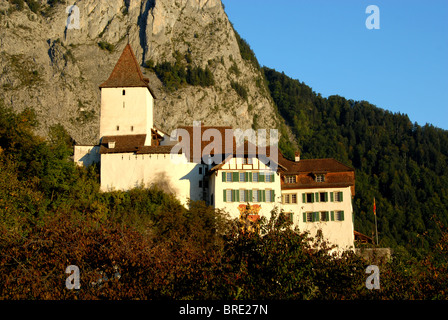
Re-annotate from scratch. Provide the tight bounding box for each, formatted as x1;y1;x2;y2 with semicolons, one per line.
98;41;114;53
230;80;248;100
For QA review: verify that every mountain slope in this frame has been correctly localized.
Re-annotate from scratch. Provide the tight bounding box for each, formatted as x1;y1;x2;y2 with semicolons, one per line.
263;66;448;255
0;0;281;144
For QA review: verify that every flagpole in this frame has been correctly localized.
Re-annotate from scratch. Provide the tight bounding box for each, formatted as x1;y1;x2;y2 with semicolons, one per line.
374;197;379;246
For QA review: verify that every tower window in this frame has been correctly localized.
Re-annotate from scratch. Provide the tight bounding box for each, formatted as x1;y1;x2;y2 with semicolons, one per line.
131;126;134;132
122;90;126;95
116;125;119;131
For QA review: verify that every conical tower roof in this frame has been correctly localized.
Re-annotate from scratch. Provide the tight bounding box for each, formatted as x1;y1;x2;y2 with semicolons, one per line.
99;44;156;98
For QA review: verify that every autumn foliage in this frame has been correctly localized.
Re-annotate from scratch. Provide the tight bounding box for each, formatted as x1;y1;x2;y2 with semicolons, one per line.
1;105;447;300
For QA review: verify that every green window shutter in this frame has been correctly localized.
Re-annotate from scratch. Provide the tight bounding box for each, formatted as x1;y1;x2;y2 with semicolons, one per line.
325;192;328;202
249;190;253;202
271;173;275;182
330;192;334;202
302;193;306;203
233;172;239;182
259;173;265;182
262;190;266;202
303;212;307;222
249;172;253;182
271;190;275;202
236;189;240;202
231;190;235;202
311;193;314;203
223;190;227;202
222;172;226;182
315;192;319;202
244;190;248;201
313;212;319;222
341;210;345;221
245;172;249;182
331;211;334;221
339;191;343;202
326;211;330;221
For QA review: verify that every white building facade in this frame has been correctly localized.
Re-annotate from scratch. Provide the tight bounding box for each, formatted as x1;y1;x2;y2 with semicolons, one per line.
74;44;356;250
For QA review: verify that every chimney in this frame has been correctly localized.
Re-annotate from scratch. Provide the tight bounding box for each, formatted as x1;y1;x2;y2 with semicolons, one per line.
294;151;300;162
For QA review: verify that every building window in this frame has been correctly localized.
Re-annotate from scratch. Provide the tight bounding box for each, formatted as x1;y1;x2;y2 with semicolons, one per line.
334;191;343;202
199;180;202;188
265;173;271;182
266;190;274;202
320;211;329;221
225;189;233;202
199;167;203;175
305;193;314;203
306;212;313;222
240;172;245;182
319;192;328;202
291;194;297;203
266;190;271;202
253;189;259;202
287;212;294;222
243;157;252;164
253;172;259;182
335;211;345;221
226;172;232;182
116;125;119;131
239;189;246;202
130;126;134;132
286;176;296;183
122;89;126;95
315;174;325;182
283;194;297;204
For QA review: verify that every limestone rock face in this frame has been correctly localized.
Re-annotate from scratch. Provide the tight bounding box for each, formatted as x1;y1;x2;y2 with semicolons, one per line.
0;0;280;144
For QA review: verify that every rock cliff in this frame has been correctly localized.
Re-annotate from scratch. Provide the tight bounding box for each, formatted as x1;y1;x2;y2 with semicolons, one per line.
0;0;281;144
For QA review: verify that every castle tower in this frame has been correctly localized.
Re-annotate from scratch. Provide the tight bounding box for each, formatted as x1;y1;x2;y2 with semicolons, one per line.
98;44;156;146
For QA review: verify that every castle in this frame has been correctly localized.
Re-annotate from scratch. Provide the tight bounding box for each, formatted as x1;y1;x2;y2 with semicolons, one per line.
74;44;356;250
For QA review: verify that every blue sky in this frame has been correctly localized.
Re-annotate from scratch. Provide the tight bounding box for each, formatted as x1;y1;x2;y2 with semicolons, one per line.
222;0;448;130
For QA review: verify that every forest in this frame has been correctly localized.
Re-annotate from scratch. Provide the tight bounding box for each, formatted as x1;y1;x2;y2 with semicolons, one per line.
1;102;448;300
144;51;215;91
263;67;448;258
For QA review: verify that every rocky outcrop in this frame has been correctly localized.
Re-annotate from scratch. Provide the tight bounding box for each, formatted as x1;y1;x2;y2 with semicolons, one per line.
0;0;280;144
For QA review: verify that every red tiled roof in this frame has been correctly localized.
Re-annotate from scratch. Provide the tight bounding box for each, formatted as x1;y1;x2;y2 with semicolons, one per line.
176;125;233;162
278;152;354;173
99;44;157;98
279;152;355;190
99;134;147;154
177;125;277;164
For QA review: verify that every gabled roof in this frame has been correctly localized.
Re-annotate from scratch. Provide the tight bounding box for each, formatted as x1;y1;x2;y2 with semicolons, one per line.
278;152;355;190
278;152;354;173
99;44;157;98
